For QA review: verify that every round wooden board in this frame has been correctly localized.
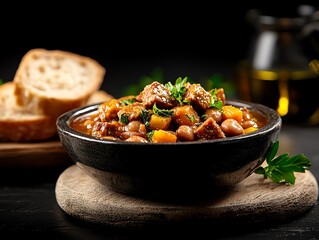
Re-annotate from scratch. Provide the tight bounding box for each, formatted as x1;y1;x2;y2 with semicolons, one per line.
55;164;318;228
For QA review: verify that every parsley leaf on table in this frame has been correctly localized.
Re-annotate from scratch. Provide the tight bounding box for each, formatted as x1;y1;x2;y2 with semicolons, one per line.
254;140;312;185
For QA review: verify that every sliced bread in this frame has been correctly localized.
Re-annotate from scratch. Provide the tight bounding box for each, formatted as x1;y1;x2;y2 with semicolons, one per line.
13;48;106;118
0;82;57;142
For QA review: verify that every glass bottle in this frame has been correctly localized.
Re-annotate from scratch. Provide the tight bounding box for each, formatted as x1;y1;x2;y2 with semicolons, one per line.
236;5;319;125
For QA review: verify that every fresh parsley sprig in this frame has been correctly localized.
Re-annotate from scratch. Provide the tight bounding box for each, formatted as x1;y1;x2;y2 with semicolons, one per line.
255;140;312;185
152;103;174;117
140;109;151;124
119;113;129;124
210;88;223;111
120;98;136;105
165;77;188;105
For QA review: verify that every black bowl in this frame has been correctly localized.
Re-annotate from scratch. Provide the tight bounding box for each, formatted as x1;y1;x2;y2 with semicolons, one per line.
56;100;281;200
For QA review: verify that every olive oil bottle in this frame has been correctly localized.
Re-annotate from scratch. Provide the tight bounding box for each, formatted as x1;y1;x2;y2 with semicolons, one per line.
236;6;319;124
237;66;319;123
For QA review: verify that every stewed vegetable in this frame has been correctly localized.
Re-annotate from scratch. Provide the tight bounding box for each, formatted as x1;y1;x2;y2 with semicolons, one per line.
70;77;268;143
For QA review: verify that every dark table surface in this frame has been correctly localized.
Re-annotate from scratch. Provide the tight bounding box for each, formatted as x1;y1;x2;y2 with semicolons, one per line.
0;122;318;240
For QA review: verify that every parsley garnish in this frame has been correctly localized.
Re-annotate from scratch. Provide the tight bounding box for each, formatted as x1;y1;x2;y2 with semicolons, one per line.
186;114;195;122
147;130;155;141
140;109;150;124
255;140;312;184
210;89;223;111
152;103;174;117
0;79;3;85
119;113;129;124
140;109;151;128
120;98;135;105
165;77;188;105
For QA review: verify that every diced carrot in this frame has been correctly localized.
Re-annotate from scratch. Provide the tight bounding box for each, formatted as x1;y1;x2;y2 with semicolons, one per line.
149;114;171;130
151;130;177;143
222;105;243;123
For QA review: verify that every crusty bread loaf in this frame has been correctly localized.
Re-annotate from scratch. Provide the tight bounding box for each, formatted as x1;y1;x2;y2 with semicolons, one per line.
13;48;106;118
0;82;57;142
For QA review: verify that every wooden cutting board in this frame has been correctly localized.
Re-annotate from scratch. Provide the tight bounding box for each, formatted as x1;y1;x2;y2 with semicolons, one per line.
55;164;318;228
0;140;71;168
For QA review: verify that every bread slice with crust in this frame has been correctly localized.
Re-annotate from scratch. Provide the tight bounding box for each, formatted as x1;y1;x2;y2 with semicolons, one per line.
0;82;57;142
13;48;106;118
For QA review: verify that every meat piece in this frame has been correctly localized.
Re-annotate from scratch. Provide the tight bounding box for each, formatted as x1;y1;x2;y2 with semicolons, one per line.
215;88;226;105
183;83;211;111
135;81;175;109
98;99;121;121
117;102;146;122
91;120;122;138
194;117;226;140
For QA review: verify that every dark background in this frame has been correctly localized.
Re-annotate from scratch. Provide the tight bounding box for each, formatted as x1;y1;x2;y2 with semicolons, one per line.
1;1;319;98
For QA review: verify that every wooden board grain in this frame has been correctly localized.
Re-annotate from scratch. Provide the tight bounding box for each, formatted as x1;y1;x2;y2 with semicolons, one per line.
0;140;71;168
55;164;318;228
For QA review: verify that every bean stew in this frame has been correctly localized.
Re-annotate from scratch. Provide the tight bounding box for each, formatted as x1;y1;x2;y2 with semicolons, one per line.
70;77;268;143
